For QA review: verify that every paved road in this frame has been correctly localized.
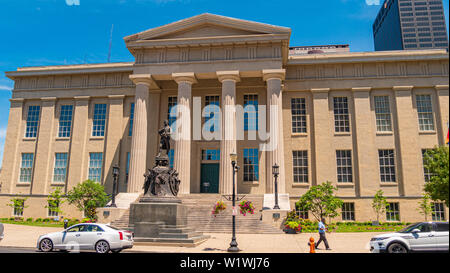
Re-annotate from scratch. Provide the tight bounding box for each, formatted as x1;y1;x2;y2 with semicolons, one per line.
0;247;38;253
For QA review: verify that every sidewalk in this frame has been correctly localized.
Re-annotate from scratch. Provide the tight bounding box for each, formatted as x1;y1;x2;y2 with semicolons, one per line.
0;224;381;253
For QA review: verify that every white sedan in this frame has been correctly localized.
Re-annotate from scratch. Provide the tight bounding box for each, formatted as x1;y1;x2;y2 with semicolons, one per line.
37;223;133;253
370;222;449;253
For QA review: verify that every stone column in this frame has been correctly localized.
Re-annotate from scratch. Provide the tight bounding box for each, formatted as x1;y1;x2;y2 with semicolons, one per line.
263;69;286;194
172;73;196;195
217;71;240;195
67;96;90;192
393;86;421;197
435;85;449;146
32;97;56;195
127;75;152;193
352;87;378;197
2;98;24;194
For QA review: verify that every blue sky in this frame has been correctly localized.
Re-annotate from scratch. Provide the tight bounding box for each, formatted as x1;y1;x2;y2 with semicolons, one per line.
0;0;449;168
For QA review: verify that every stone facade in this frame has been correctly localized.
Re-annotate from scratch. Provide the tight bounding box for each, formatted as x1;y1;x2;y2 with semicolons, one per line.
0;14;448;222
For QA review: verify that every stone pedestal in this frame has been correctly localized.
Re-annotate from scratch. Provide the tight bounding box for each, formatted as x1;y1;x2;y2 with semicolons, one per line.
261;209;290;229
129;199;210;247
96;207;128;224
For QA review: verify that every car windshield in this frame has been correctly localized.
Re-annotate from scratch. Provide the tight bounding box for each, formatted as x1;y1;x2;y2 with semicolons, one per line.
398;223;421;233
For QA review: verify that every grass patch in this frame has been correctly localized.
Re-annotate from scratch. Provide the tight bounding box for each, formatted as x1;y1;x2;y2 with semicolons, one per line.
0;219;64;228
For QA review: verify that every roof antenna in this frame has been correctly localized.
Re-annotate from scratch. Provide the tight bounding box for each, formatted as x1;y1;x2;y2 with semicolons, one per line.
107;24;114;63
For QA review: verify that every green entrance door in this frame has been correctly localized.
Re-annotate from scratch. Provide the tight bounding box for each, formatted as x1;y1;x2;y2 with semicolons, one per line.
200;163;220;193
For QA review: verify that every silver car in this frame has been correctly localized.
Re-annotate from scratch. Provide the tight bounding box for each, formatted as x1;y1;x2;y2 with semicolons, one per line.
0;223;4;241
37;223;133;253
370;222;449;253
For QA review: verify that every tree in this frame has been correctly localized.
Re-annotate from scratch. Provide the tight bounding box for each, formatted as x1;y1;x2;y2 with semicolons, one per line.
66;180;109;221
417;193;433;221
7;197;28;217
295;181;343;222
423;146;449;206
45;187;65;217
372;190;388;223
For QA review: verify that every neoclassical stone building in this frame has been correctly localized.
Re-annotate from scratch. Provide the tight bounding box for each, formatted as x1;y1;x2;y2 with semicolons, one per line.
0;14;448;222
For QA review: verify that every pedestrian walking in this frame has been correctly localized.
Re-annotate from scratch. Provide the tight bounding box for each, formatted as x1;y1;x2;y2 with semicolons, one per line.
315;218;331;250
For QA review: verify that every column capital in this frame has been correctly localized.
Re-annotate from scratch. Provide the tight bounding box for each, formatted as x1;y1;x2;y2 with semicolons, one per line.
310;88;330;93
393;86;414;92
217;71;241;83
172;72;197;84
9;98;24;103
435;85;449;91
129;74;158;88
73;96;90;101
262;69;285;81
352;87;372;92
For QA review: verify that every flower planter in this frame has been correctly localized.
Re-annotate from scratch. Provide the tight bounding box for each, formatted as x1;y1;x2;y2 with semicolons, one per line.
284;228;300;234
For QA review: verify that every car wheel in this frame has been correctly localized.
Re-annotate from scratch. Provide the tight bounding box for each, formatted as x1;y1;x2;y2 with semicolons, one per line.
39;238;53;252
387;243;408;253
111;249;122;253
95;240;110;254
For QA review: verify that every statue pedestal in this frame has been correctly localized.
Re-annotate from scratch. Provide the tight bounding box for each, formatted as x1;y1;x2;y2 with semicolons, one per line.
129;200;210;247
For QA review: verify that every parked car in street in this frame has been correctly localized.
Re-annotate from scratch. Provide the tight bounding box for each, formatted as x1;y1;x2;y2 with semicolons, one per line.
0;223;4;241
370;222;449;253
37;223;133;253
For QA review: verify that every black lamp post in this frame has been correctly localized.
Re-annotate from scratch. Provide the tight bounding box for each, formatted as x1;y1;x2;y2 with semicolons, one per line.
110;165;120;208
272;164;280;210
228;153;240;252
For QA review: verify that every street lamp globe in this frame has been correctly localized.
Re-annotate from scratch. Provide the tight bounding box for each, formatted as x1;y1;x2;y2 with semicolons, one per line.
272;163;279;176
112;165;120;176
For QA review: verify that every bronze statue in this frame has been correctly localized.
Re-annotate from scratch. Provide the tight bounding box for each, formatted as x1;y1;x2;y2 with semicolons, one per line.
158;120;171;157
142;121;180;198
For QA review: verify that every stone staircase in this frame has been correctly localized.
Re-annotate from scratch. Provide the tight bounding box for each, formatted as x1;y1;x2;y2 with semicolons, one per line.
110;194;283;234
180;194;283;234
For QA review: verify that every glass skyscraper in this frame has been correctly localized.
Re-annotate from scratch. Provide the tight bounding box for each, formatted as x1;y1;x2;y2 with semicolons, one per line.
373;0;449;51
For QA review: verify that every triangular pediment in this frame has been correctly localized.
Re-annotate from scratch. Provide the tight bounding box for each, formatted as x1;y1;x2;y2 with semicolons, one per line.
124;13;291;42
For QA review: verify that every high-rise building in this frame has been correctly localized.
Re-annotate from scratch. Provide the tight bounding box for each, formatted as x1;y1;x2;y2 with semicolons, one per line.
373;0;449;51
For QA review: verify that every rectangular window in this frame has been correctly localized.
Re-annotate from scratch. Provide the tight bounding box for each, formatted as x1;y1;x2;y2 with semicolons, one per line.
379;149;396;182
168;96;177;131
432;203;446;221
168;149;174;169
13;199;25;217
296;209;309;219
201;149;220;161
244;94;258;131
25;105;41;138
291;98;307;133
47;202;59;217
416;95;434;131
88;153;103;182
342;203;355;221
243;148;259;181
53;153;68;183
292;150;308;183
333;97;350;132
19;153;34;182
92;104;107;137
129;103;134;136
422;149;432;182
336;150;352;183
386;203;400;221
58;105;73;138
204;96;220;132
374;96;392;132
126;152;130;183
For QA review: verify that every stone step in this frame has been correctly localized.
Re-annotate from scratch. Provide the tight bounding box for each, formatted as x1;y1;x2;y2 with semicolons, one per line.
159;232;201;239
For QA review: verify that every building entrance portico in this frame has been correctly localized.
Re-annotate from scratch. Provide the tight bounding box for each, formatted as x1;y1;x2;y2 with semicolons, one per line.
125;13;290;197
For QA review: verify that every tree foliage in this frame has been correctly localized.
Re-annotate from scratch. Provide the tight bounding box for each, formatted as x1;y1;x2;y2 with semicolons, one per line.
417;193;433;222
372;190;388;222
66;180;109;221
45;187;65;217
295;181;343;221
423;146;449;206
6;197;28;216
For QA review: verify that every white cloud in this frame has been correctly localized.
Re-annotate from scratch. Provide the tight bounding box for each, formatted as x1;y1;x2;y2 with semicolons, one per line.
0;127;6;139
0;85;12;91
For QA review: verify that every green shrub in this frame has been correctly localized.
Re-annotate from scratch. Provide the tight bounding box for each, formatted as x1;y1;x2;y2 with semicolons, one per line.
9;217;15;221
26;218;33;222
35;218;43;222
